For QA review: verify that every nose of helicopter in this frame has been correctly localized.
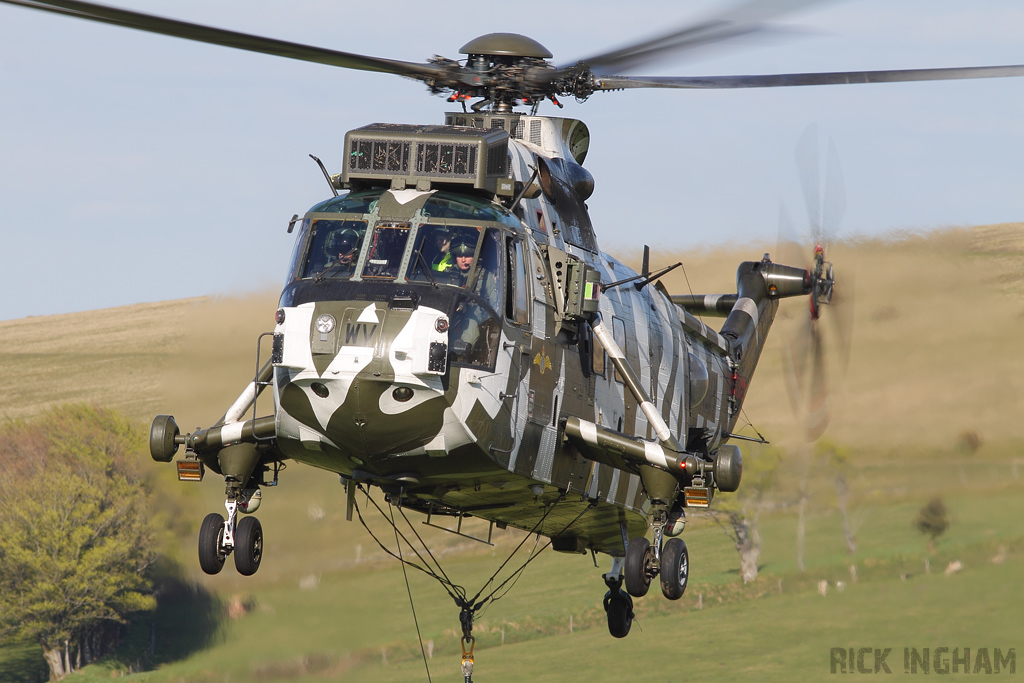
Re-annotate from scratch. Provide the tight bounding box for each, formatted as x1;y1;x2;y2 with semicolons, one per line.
275;299;453;466
330;376;448;459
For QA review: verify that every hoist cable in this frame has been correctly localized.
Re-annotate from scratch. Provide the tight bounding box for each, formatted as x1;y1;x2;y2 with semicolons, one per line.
390;504;432;683
360;487;463;597
472;501;596;610
395;504;460;592
351;487;465;602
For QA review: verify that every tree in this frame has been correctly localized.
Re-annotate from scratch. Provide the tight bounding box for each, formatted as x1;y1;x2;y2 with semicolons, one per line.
914;496;950;554
823;442;859;555
709;445;782;584
0;405;158;680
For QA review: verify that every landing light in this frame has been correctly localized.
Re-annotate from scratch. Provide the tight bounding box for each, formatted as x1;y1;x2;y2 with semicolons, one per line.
393;386;414;402
176;459;204;482
315;314;336;334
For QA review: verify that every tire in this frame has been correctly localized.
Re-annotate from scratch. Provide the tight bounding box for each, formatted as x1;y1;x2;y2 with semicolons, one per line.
660;537;690;600
234;516;264;577
198;513;226;575
624;537;652;598
604;590;633;638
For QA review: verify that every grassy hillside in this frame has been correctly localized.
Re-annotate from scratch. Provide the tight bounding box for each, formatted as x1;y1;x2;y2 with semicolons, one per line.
1;225;1022;681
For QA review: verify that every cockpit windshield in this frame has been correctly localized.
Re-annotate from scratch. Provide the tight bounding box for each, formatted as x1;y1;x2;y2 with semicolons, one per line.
405;226;502;311
289;190;517;298
361;223;410;279
301;219;367;280
406;225;479;284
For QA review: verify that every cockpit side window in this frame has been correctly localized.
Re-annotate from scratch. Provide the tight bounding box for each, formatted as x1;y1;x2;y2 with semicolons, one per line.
504;237;531;326
300;219;367;280
285;219;310;283
361;223;411;279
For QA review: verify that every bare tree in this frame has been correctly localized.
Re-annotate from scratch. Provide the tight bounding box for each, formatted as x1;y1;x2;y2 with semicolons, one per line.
710;446;782;584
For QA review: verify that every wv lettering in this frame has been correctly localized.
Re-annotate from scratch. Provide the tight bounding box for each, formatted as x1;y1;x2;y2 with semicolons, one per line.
344;323;378;346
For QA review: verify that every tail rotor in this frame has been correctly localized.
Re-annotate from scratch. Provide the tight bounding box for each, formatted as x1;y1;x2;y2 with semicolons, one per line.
781;125;853;442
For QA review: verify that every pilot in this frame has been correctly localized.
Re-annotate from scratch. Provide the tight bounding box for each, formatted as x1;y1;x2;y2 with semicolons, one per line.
449;234;476;284
325;228;361;275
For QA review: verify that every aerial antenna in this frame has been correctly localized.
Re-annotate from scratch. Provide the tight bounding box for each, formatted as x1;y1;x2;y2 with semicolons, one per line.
309;154;339;197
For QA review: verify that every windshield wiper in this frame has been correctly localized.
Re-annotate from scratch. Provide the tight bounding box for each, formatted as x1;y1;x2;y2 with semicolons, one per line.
414;249;439;289
315;263;343;283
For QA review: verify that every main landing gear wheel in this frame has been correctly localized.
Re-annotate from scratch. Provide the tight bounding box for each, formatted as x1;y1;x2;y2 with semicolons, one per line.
198;513;227;575
660;537;689;600
603;576;634;638
624;537;653;598
234;516;264;576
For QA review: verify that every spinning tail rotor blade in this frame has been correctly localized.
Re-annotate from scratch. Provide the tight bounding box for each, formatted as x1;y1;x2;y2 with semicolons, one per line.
822;138;847;246
781;127;854;441
776;203;808;271
782;290;833;442
795;125;823;245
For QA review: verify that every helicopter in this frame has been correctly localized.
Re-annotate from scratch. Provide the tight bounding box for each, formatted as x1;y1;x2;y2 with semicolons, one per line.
5;0;1024;646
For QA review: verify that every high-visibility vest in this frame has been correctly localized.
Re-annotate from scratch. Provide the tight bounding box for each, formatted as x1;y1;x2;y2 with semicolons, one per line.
433;252;454;272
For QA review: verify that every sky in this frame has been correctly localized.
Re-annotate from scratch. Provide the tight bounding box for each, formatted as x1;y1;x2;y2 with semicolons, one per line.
0;0;1021;321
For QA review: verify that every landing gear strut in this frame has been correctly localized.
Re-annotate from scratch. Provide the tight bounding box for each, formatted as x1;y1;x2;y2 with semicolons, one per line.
613;508;689;632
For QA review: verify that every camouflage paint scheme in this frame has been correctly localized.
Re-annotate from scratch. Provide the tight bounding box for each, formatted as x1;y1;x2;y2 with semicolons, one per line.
257;112;783;557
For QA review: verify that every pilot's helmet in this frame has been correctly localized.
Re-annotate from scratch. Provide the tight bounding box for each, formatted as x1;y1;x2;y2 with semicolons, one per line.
329;228;360;255
450;234;476;257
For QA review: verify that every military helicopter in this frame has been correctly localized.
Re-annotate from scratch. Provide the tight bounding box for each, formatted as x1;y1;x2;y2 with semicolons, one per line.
7;0;1024;646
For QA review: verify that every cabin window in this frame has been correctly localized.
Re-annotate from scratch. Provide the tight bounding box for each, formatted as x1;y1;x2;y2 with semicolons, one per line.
591;329;606;377
361;223;410;279
300;219;367;280
612;316;627;384
504;237;530;326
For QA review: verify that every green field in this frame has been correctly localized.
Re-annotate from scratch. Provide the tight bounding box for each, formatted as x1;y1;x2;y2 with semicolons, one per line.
1;226;1022;681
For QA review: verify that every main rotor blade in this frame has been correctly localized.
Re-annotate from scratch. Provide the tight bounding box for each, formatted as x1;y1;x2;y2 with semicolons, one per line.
568;0;824;74
595;64;1024;90
0;0;447;81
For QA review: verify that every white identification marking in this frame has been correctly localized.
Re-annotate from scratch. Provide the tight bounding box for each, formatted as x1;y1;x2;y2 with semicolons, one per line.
389;188;435;205
357;303;380;323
